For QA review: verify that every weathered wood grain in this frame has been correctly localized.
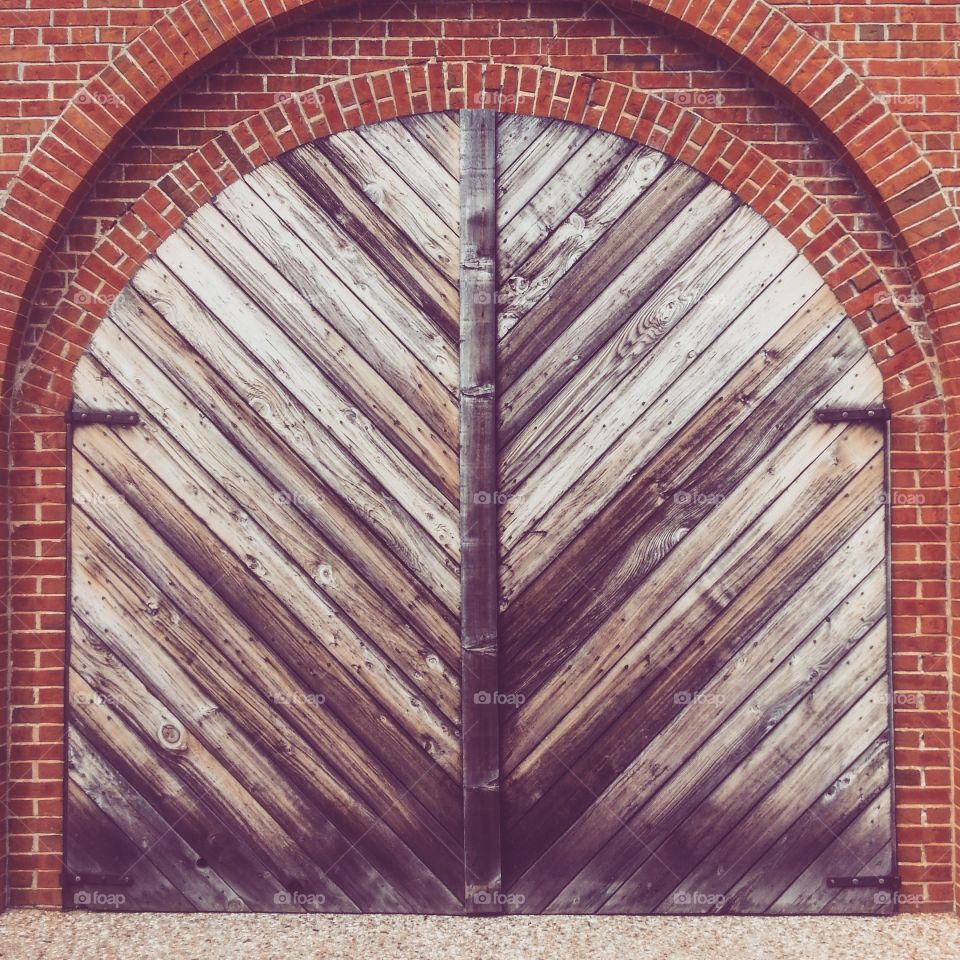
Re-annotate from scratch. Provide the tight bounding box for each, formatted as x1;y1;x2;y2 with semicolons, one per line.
771;792;893;914
71;516;463;906
358;119;460;230
501;313;873;692
69;640;393;912
206;173;460;453
497;132;635;278
504;465;884;877
279;141;459;341
69;114;467;915
500;264;842;606
318;128;459;284
154;230;461;559
130;251;460;585
496;116;892;917
500;208;784;491
71;449;462;839
495;114;551;174
497;161;706;392
400;112;460;178
73;355;462;738
459;108;502;915
496;144;669;340
499;180;740;445
68;730;254;912
717;734;891;913
627;676;890;914
110;282;461;621
497;121;592;228
66;783;195;912
67;112;893;918
73;421;461;763
562;620;888;914
512;536;885;911
504;425;883;782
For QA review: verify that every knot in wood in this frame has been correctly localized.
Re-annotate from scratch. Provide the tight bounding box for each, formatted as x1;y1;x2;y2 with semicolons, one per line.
158;719;187;753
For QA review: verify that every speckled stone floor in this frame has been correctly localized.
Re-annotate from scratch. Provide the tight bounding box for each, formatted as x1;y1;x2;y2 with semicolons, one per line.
0;911;958;960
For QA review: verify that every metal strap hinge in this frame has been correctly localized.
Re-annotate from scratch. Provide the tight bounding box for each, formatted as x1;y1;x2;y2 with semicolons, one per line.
813;406;890;424
826;875;900;889
66;408;139;426
62;871;133;887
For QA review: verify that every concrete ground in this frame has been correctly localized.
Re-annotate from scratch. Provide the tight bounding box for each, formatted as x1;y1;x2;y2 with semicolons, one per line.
0;911;958;960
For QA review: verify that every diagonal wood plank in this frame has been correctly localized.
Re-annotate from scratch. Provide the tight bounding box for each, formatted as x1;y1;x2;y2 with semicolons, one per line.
399;112;460;178
497;161;706;390
770;793;894;914
496;143;670;341
496;121;593;229
205;174;459;454
358;119;460;230
69;114;468;916
504;430;883;796
126;263;461;609
499;179;740;446
501;253;830;551
501;319;875;698
716;735;891;913
279;142;458;341
68;730;264;911
153;231;461;558
66;782;196;912
74;353;460;727
497;114;892;917
504;465;885;877
635;676;890;914
511;533;885;911
72;511;463;903
71;643;378;910
318;128;459;284
73;423;461;776
495;114;552;175
497;130;636;277
72;451;462;836
108;283;461;622
501;266;845;606
500;208;784;492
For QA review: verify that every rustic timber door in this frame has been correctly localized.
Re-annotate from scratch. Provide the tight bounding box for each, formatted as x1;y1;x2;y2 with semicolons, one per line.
67;112;464;913
67;111;895;915
494;117;895;916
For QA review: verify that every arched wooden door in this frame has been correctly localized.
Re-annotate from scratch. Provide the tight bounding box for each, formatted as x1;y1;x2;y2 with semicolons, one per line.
493;116;894;916
67;112;464;914
66;111;895;915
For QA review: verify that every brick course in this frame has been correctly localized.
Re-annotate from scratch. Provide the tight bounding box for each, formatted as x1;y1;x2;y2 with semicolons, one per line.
0;0;957;913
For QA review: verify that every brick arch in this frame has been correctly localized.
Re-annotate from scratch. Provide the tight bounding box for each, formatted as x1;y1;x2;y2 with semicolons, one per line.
1;0;957;403
1;65;950;912
17;64;934;413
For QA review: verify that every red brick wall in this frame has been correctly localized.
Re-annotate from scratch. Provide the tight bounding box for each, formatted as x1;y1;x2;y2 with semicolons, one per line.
1;0;958;912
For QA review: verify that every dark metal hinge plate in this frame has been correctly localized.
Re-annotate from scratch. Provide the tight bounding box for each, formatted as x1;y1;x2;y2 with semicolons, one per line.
66;408;139;426
814;406;890;424
62;871;133;887
826;875;900;889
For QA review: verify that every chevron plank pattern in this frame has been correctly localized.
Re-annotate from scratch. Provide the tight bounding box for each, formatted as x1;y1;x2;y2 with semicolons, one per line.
68;113;465;914
67;112;895;918
495;118;894;916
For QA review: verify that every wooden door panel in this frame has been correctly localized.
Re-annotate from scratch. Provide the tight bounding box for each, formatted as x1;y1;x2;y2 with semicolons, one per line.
497;117;894;916
68;111;895;916
67;113;464;914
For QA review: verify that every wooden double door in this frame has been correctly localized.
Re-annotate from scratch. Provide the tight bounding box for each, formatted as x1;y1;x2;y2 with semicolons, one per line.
67;111;896;915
